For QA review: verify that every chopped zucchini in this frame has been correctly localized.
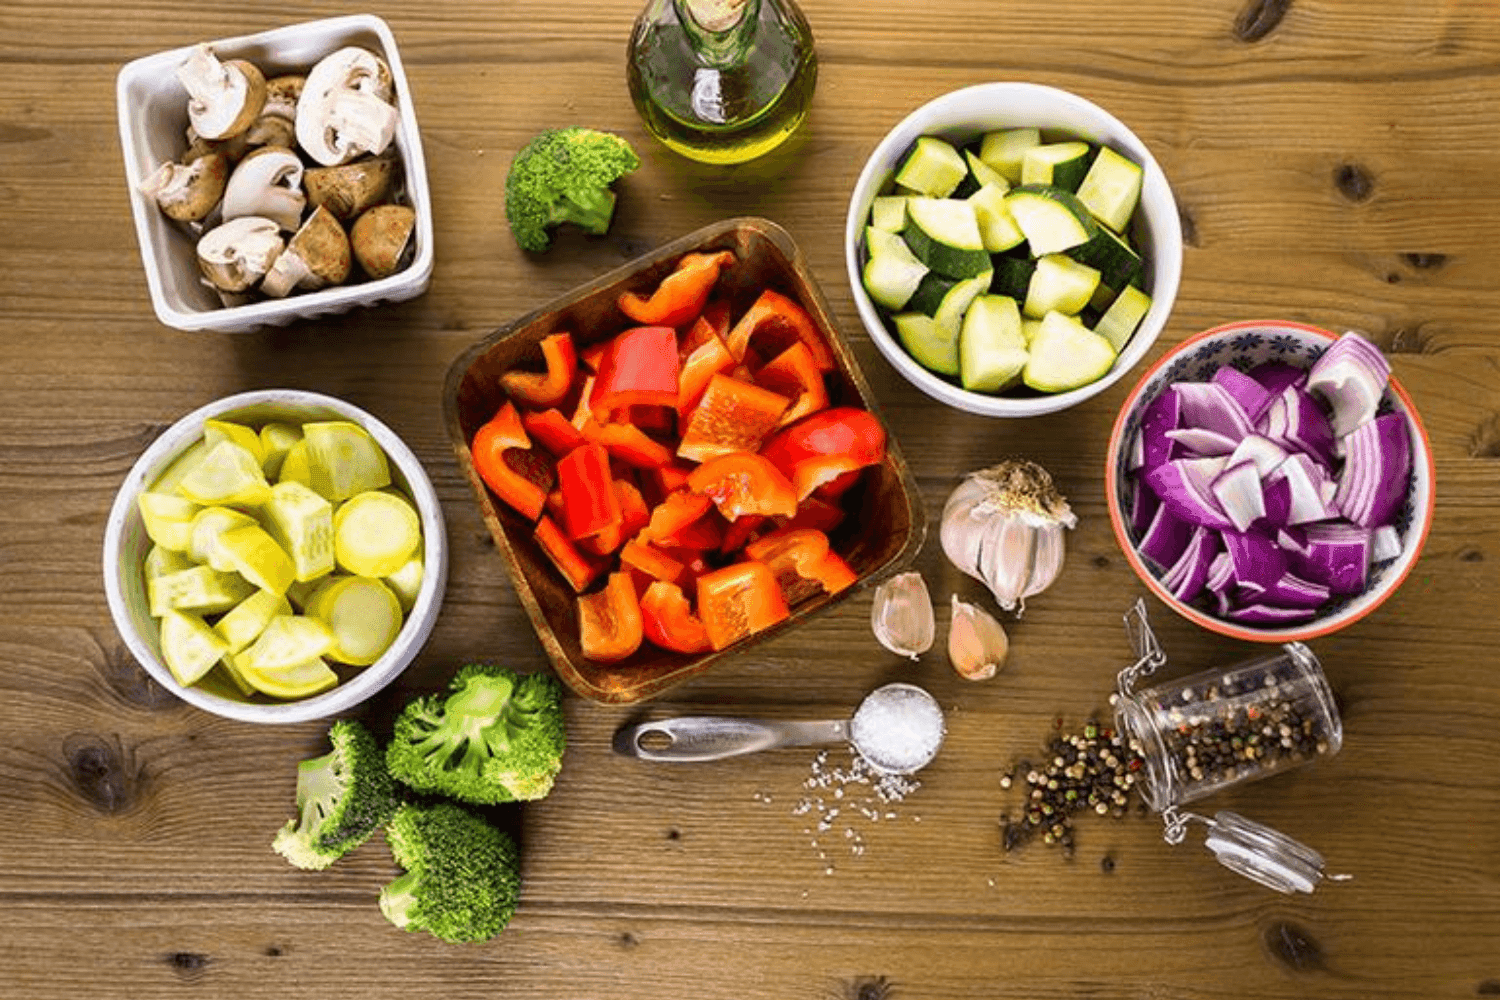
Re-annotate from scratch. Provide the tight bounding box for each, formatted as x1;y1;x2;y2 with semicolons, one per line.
862;231;929;311
1023;312;1118;393
906;272;960;317
1076;146;1144;233
964;149;1009;191
1069;222;1143;291
893;312;961;377
1005;185;1096;256
933;273;992;334
870;195;909;233
1020;317;1045;347
990;256;1038;300
902;198;991;279
894;136;968;197
1020;141;1094;192
1023;254;1102;319
967;183;1026;253
978;128;1041;183
1094;284;1153;352
959;295;1028;392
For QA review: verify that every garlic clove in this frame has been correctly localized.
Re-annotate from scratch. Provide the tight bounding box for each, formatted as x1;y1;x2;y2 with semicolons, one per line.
1022;520;1067;604
871;571;934;660
948;594;1009;680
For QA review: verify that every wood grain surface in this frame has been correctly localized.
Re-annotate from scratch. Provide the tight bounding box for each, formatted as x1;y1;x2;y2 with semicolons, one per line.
2;0;1498;997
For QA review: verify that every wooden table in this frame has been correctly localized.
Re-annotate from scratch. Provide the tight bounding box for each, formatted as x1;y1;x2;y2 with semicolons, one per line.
3;1;1497;996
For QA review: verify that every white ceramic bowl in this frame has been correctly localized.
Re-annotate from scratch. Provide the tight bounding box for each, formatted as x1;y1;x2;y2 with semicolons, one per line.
1105;321;1435;643
116;15;434;333
103;389;448;723
845;82;1183;417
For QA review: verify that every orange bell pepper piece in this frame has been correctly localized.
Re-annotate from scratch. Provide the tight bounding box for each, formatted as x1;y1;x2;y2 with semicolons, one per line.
534;514;608;593
759;406;887;500
676;373;790;463
641;490;714;544
754;340;830;427
620;538;687;587
724;289;835;371
500;332;578;409
470;401;551;521
578;572;643;662
696;561;790;651
617;250;736;328
639;581;712;654
521;406;586;457
745;527;858;604
687;451;799;520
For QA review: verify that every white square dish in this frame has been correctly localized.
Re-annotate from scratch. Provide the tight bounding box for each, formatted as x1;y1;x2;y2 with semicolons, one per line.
116;14;434;333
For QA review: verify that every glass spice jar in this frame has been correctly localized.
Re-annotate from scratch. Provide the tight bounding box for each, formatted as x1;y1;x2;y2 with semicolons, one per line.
1111;601;1350;894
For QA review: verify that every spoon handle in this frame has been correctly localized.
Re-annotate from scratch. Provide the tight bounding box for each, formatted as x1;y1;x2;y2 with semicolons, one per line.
612;717;849;762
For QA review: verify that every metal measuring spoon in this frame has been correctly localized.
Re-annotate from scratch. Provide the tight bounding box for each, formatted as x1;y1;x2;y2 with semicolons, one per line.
611;682;945;775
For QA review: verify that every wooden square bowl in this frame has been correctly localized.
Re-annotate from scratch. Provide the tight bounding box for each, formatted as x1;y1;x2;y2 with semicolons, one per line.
442;217;926;704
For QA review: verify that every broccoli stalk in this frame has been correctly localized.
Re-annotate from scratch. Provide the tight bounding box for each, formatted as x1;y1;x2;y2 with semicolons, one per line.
379;801;521;944
504;127;641;253
385;664;566;805
272;719;400;871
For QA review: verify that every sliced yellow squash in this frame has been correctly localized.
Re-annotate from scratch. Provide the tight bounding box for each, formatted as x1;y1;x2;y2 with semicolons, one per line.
137;492;202;552
144;544;195;580
333;490;420;578
259;481;335;583
149;439;208;495
384;554;424;612
303;421;391;501
148;564;255;617
176;439;271;507
214;589;293;655
238;655;339;700
187;506;258;572
240;614;334;673
278;438;313;489
217;524;296;596
159;609;229;687
259;422;303;479
213;657;257;697
308;576;403;666
204;419;266;466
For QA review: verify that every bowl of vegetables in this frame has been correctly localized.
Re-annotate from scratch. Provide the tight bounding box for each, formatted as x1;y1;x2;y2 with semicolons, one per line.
844;82;1183;417
102;388;448;723
1106;321;1435;642
444;217;925;704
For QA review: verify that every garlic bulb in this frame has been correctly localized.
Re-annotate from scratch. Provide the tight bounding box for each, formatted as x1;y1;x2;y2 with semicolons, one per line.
940;459;1077;613
870;571;934;659
948;594;1009;680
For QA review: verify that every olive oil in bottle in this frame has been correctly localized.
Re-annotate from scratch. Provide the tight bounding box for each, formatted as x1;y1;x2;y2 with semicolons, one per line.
626;0;817;165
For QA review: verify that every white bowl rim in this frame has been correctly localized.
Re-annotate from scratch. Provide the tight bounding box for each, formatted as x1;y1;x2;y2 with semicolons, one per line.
844;80;1184;417
102;388;448;723
1104;319;1437;642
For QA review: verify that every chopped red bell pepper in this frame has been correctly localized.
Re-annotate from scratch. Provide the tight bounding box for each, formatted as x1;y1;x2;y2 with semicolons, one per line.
696;560;790;651
470;401;551;521
521;407;586;457
759;407;887;500
578;572;643;662
639;581;712;654
814;467;864;500
556;443;621;541
745;527;858;605
641;490;714;544
677;373;790;463
500;332;578;409
661;546;712;587
660;506;727;550
642;461;694;507
534;514;608;592
579;479;651;556
617;250;736;328
754;340;830;427
724;289;836;371
579;340;610;373
592;325;680;421
677;326;736;421
687;452;799;520
619;538;687;587
719;512;769;554
582;418;674;469
679;298;731;359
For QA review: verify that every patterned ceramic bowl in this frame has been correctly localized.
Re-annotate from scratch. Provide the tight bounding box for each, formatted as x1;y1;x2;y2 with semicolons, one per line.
1105;320;1435;642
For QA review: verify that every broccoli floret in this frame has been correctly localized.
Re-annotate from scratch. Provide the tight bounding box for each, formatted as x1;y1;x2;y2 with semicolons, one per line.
272;718;400;871
385;664;566;805
379;801;521;943
504;127;640;253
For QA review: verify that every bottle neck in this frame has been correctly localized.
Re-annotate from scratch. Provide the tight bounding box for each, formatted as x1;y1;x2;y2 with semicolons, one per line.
674;0;761;67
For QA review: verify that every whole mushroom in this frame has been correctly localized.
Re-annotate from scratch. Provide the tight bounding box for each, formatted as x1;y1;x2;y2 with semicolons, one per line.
295;46;399;167
175;44;266;141
138;152;229;222
351;204;416;279
261;206;352;297
262;75;306;122
221;146;306;232
196;216;285;292
303;156;394;222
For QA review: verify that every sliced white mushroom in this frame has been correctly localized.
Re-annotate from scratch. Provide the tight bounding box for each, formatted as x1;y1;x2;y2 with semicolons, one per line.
263;75;306;121
175;44;267;141
295;47;399;167
197;216;285;293
303;156;394;222
222;146;306;232
138;152;229;222
351;204;416;279
260;206;351;298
